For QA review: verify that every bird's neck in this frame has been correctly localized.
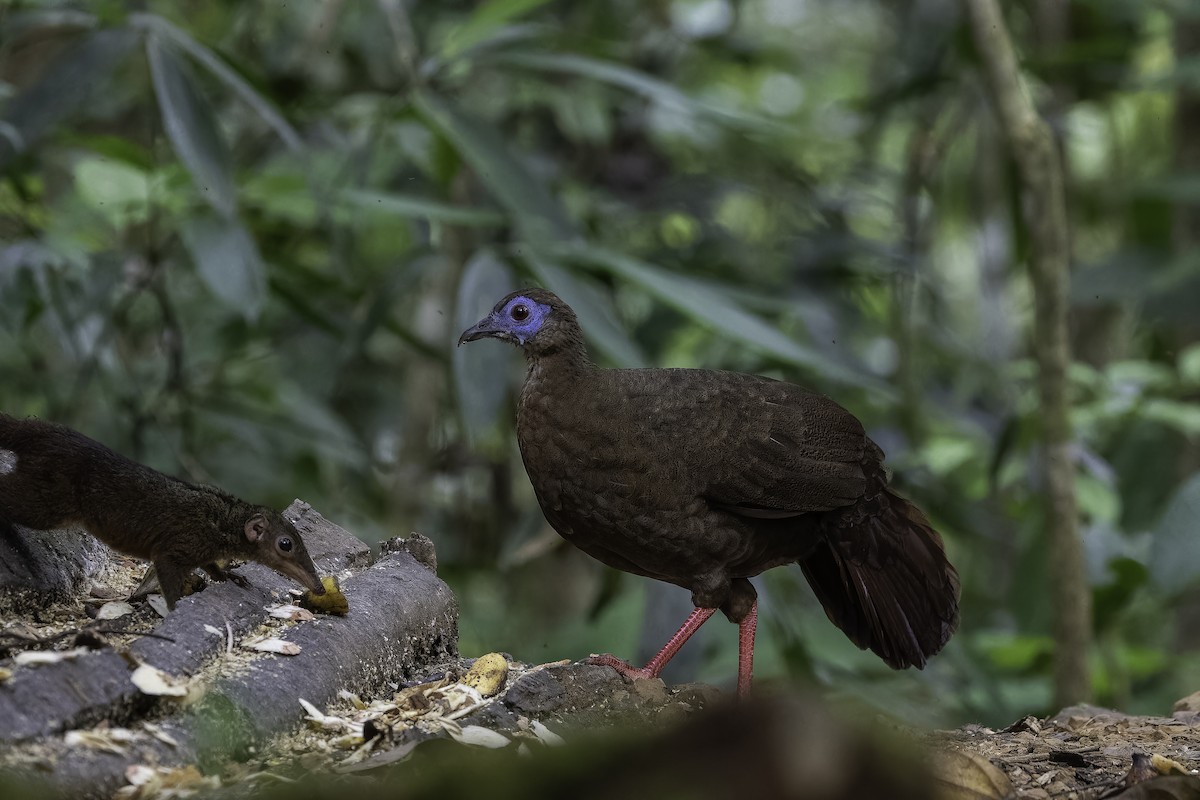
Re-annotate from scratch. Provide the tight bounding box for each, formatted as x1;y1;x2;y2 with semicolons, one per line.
525;348;590;386
521;333;593;403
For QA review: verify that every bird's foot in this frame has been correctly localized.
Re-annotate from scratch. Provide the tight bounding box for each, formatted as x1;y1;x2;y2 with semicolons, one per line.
586;653;659;682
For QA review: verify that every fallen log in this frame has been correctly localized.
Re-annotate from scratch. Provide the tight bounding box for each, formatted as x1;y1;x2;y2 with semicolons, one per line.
0;502;458;798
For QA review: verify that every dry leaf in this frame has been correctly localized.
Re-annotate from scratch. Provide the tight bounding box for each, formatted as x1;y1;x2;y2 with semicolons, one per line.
142;722;179;748
130;664;188;697
243;637;301;656
0;667;12;683
334;740;420;774
267;603;316;622
96;601;135;620
442;685;485;720
337;689;367;710
298;698;359;733
15;647;89;666
530;720;565;747
146;594;169;617
448;725;510;749
116;764;218;799
463;653;509;698
125;764;157;787
65;728;138;755
932;750;1013;800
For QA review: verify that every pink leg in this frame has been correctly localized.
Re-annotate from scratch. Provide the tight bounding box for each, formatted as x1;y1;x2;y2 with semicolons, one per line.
736;601;758;698
588;606;718;681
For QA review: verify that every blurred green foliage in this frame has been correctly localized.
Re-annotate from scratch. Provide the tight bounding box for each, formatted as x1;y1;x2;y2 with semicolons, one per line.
1;0;1199;728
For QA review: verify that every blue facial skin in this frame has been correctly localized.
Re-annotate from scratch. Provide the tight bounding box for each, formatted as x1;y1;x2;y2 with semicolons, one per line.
458;296;552;346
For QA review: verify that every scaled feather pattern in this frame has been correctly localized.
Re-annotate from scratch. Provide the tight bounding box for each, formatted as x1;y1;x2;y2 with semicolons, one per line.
460;289;960;677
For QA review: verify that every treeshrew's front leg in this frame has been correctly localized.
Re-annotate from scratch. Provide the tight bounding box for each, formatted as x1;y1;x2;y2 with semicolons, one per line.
203;562;251;589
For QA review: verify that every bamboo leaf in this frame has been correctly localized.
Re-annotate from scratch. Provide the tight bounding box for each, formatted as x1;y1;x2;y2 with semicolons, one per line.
341;189;505;227
412;90;575;243
491;52;779;133
147;34;237;217
132;13;302;151
560;246;881;389
0;28;137;170
179;216;266;317
441;0;553;58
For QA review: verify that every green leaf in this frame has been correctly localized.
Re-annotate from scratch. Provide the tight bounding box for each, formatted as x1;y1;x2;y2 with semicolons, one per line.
1105;360;1175;393
454;251;516;443
0;28;137;170
491;52;779;133
412;90;575;243
1076;472;1120;525
1180;343;1200;386
274;383;366;469
1141;399;1200;435
559;246;882;389
440;0;553;58
74;157;152;227
1149;472;1200;593
131;13;302;151
340;189;505;227
146;34;237;218
526;257;646;368
179;216;266;318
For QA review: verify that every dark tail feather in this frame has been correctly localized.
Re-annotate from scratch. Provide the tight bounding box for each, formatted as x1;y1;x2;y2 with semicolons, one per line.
799;489;960;669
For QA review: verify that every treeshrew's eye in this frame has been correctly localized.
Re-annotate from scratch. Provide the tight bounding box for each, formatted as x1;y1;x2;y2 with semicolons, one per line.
277;537;293;553
511;304;530;322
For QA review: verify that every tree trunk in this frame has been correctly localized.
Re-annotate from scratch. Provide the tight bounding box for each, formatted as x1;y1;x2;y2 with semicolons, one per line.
963;0;1091;706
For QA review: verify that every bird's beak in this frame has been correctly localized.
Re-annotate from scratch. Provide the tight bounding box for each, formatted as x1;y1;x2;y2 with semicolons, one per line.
457;315;505;347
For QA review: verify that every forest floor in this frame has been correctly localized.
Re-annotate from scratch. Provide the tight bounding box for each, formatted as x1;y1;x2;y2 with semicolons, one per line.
4;529;1199;799
158;656;1200;800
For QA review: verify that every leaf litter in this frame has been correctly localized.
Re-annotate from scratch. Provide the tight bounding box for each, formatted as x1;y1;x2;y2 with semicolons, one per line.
929;703;1200;798
275;654;568;774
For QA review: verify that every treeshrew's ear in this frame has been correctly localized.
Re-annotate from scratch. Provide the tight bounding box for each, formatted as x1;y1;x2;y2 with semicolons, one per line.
244;513;269;542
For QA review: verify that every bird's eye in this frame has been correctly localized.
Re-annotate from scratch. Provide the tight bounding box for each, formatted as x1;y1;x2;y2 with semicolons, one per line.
511;304;530;322
277;537;293;553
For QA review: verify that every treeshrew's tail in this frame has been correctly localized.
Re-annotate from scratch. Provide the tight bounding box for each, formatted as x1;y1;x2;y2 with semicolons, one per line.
799;487;960;669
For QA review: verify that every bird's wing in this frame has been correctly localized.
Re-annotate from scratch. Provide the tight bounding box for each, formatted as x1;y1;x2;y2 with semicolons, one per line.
613;369;870;515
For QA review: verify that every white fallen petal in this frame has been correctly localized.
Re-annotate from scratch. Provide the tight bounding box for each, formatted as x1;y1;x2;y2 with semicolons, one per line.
203;624;223;636
96;601;135;620
125;764;157;787
142;722;179;747
15;647;89;666
267;604;315;622
130;664;188;697
65;728;135;754
298;698;327;721
146;594;169;617
243;637;301;656
449;725;510;749
298;698;353;731
530;720;565;746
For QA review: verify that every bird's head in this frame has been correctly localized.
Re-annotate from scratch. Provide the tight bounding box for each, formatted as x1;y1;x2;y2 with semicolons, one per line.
457;288;580;356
